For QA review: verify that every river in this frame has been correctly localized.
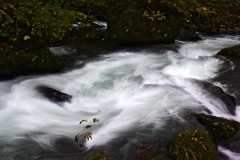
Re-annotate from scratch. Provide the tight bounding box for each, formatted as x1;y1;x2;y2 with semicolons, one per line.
0;35;240;160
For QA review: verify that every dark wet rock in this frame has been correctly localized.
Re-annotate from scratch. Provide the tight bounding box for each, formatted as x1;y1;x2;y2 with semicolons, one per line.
36;85;72;104
194;80;236;115
196;114;239;143
220;130;240;153
177;27;201;41
217;44;240;57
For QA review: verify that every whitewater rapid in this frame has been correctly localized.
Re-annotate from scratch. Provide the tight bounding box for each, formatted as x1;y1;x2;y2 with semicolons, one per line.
0;36;240;159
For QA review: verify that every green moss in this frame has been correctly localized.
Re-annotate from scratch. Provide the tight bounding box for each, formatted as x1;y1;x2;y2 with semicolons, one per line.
196;114;239;143
168;129;217;160
217;44;240;57
0;47;65;79
106;1;182;44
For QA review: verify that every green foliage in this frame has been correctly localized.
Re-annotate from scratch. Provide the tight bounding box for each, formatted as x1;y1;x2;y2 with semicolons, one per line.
143;11;166;21
0;0;86;50
168;129;217;160
158;0;240;32
75;118;100;148
0;47;64;78
0;0;87;77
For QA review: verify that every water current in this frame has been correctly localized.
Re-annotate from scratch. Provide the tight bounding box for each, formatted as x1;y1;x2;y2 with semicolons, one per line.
0;35;240;160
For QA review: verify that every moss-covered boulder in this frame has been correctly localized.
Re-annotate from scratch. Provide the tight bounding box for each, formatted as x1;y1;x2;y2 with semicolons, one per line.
0;47;65;79
196;114;239;143
217;44;240;57
106;1;182;44
168;129;217;160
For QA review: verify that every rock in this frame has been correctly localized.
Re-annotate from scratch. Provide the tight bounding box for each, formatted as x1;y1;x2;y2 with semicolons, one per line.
106;1;182;44
196;114;239;143
177;27;201;41
217;44;240;57
220;130;240;153
193;79;236;115
36;85;72;104
0;47;65;80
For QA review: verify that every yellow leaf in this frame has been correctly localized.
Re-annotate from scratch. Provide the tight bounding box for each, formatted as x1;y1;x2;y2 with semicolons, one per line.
24;35;30;40
201;7;208;11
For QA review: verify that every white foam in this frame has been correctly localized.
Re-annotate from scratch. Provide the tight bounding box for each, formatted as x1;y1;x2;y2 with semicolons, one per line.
0;37;240;156
179;38;240;59
219;146;240;160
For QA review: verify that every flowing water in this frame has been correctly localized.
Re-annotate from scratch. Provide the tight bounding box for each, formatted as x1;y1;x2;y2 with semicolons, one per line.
0;36;240;160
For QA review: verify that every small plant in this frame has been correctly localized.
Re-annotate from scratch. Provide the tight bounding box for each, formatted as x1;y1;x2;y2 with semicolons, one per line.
143;10;166;21
75;118;100;148
168;129;217;160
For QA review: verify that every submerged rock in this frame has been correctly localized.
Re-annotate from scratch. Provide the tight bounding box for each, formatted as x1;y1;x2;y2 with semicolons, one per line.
217;44;240;57
196;114;239;143
36;85;72;104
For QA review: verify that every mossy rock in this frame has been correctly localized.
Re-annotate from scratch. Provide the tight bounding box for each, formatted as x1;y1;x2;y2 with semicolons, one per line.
168;129;218;160
0;47;65;79
196;114;239;143
217;44;240;57
106;1;182;44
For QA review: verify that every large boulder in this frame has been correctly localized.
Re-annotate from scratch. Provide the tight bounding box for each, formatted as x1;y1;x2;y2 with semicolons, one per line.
106;1;182;44
0;47;65;79
217;44;240;57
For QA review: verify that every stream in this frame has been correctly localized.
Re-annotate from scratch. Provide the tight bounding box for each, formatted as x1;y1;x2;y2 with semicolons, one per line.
0;35;240;160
